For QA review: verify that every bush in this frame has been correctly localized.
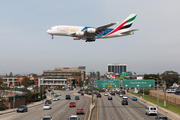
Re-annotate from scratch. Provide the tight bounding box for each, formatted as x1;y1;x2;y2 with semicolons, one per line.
139;89;150;95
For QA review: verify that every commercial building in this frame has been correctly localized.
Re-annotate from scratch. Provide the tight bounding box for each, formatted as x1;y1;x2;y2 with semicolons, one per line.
3;77;18;87
43;66;85;86
39;77;67;88
107;64;127;74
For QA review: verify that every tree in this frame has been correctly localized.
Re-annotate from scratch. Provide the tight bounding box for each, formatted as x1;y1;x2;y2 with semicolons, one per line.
21;77;34;87
161;71;179;88
96;71;100;80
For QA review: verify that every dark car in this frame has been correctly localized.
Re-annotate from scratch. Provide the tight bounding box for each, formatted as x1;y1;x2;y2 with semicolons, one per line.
42;116;52;120
17;105;28;112
108;96;112;100
155;116;168;120
75;96;80;100
78;91;81;94
111;92;115;95
174;90;180;95
81;93;84;96
122;100;128;105
66;95;71;99
45;100;52;104
88;91;92;95
97;93;101;98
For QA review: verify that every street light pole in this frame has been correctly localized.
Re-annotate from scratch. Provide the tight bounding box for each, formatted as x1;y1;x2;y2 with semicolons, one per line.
157;78;159;108
164;81;166;107
92;78;94;105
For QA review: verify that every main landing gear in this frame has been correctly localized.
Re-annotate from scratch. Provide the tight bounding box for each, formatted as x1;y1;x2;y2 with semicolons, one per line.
85;38;95;42
52;35;53;39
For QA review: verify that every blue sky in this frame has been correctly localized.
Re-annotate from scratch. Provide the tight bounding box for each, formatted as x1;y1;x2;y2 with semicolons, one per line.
0;0;180;75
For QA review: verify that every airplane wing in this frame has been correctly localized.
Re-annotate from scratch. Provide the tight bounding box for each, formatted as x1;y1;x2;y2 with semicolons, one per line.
83;23;117;38
70;23;117;38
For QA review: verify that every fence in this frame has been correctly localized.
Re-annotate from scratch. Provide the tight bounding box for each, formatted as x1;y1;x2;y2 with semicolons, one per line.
150;91;180;106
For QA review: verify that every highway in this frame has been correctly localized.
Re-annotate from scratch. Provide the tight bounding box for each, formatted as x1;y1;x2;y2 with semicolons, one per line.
91;92;172;120
1;91;90;120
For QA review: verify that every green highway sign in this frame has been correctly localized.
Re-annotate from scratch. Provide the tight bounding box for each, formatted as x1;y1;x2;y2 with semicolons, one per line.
97;80;120;88
122;80;155;88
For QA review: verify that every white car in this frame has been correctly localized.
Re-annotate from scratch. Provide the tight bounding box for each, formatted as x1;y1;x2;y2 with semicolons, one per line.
145;106;157;115
57;92;62;96
123;96;128;100
119;94;123;97
69;115;79;120
104;93;108;96
166;88;176;93
43;104;51;110
53;97;59;101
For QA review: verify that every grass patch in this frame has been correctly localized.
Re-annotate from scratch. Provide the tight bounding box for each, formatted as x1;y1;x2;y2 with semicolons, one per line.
129;91;180;115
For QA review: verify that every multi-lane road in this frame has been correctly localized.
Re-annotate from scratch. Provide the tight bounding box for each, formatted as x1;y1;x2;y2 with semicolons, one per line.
1;90;173;120
1;91;90;120
91;92;172;120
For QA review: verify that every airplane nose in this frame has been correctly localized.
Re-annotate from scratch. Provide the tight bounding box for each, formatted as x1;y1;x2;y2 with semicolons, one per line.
47;29;51;34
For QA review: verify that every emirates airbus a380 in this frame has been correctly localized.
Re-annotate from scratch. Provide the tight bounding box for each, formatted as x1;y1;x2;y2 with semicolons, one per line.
47;14;138;42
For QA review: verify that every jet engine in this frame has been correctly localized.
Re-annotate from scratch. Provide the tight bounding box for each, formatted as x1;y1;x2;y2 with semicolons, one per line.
76;31;84;36
87;28;96;33
73;37;81;40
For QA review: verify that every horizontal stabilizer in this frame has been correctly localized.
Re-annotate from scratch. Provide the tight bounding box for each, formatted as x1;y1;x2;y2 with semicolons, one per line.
121;29;139;35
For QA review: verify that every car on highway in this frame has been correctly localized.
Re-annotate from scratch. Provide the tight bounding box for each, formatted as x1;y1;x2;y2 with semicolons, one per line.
66;95;71;99
76;108;84;114
75;96;80;100
69;102;76;107
69;115;79;120
145;106;157;115
166;88;176;93
45;100;52;104
57;92;61;96
174;90;180;95
123;96;128;100
119;94;123;97
88;91;92;95
111;91;115;95
43;104;51;110
155;115;168;120
97;93;101;98
122;100;128;105
78;91;81;93
53;96;59;101
104;93;108;96
17;105;28;112
42;116;52;120
108;96;112;100
132;97;138;101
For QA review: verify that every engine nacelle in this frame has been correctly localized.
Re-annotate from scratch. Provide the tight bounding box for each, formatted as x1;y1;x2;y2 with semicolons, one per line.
87;28;96;33
73;37;81;40
76;31;84;36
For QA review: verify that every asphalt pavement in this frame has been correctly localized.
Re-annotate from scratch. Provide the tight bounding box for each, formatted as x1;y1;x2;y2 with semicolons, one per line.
91;92;172;120
0;90;90;120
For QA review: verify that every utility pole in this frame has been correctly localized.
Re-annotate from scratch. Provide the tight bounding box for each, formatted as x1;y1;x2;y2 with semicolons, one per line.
164;81;166;107
157;78;159;108
92;78;94;105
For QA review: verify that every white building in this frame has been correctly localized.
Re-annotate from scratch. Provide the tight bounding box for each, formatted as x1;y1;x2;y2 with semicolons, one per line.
39;77;67;88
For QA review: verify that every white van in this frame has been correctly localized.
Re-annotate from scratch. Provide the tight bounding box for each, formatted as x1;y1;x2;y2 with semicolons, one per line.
145;106;157;115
